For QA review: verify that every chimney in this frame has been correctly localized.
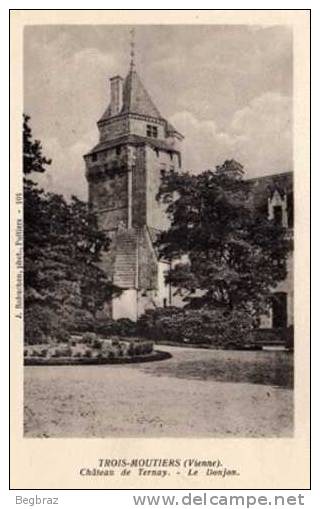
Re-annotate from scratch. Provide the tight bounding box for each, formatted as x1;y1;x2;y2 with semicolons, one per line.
109;76;123;116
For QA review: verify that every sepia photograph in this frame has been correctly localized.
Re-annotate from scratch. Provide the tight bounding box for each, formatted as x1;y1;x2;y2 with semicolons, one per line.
22;22;295;439
9;9;310;490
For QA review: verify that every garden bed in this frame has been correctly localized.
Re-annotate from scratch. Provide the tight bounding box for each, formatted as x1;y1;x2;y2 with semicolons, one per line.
23;335;172;365
24;349;171;366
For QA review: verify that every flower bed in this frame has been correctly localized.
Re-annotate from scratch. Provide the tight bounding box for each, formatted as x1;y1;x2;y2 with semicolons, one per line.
23;335;171;365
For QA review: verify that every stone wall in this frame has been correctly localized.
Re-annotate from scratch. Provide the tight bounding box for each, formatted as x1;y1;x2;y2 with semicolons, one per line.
99;117;129;141
131;146;147;228
145;146;180;231
98;114;166;143
129;116;165;139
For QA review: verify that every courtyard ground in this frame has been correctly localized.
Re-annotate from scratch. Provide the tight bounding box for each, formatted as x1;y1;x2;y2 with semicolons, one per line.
24;345;293;438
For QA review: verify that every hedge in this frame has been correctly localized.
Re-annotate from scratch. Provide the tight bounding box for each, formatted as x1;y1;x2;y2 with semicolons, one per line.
137;307;255;349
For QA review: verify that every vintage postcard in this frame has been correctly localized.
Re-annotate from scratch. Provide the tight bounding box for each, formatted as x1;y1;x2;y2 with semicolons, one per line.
10;10;310;489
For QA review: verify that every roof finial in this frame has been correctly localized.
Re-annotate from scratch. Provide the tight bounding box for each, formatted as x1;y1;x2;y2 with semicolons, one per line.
130;27;135;71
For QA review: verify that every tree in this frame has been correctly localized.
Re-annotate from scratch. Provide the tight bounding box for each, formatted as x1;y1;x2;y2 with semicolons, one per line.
23;114;52;175
23;115;118;342
156;162;292;319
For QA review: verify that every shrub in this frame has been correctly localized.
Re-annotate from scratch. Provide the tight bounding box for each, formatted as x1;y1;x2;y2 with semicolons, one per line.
138;307;254;349
24;305;73;345
127;342;135;357
114;318;137;337
55;329;71;343
60;346;72;357
92;338;103;349
93;318;137;338
125;338;154;356
72;317;95;334
24;308;49;344
84;349;92;358
82;332;96;345
116;346;124;357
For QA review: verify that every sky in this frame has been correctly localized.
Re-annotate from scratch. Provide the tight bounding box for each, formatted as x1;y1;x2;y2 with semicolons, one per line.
24;25;293;200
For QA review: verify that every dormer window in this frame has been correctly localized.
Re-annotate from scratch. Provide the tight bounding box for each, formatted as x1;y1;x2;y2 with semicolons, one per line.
147;124;158;138
268;190;288;228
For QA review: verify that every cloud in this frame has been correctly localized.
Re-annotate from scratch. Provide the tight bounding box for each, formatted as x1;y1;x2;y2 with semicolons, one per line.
35;91;292;199
170;92;292;178
33;135;94;200
24;35;117;150
24;26;292;198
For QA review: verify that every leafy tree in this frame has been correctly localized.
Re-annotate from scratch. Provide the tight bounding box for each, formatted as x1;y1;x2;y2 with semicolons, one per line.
23;115;118;343
157;162;292;319
23;114;52;175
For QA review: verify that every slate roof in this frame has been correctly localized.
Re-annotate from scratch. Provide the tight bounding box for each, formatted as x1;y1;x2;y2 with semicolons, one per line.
113;229;138;288
100;70;161;122
112;227;158;290
98;69;183;140
122;71;162;118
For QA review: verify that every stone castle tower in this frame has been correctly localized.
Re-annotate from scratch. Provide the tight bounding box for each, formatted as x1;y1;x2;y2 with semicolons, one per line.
84;63;183;321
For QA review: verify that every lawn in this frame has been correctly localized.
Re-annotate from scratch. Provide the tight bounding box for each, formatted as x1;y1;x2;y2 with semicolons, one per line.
137;347;293;388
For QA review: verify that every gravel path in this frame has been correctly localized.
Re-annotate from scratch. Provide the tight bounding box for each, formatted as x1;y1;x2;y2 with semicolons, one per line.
24;345;293;438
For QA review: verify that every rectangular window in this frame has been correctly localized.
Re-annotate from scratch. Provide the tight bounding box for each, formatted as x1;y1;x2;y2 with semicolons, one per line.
91;153;98;162
146;124;158;138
